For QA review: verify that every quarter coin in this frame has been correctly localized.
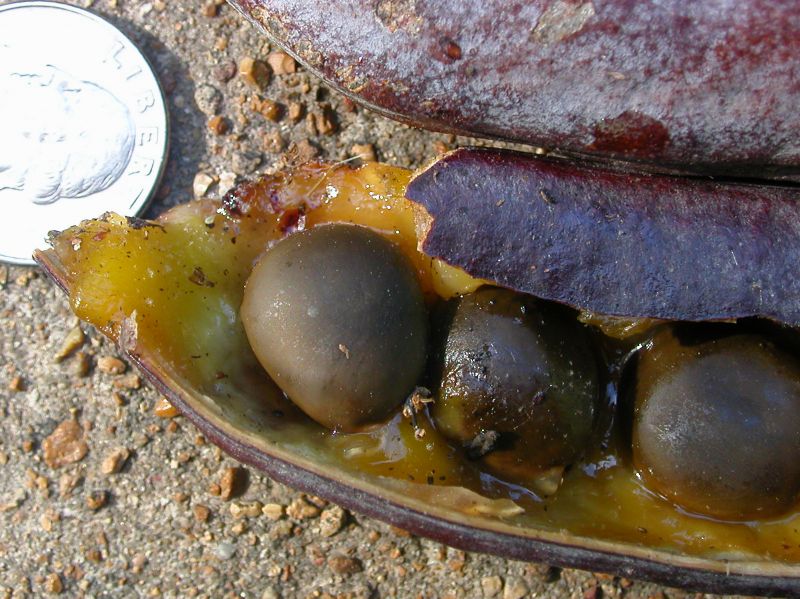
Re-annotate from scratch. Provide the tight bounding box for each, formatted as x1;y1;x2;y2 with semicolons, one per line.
0;0;169;265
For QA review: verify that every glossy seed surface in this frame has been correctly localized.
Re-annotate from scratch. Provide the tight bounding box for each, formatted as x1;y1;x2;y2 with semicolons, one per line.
241;224;428;432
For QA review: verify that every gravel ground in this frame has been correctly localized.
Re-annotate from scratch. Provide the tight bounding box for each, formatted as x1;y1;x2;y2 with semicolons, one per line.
0;0;747;597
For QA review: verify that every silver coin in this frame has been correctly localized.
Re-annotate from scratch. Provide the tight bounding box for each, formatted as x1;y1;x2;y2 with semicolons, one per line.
0;0;169;265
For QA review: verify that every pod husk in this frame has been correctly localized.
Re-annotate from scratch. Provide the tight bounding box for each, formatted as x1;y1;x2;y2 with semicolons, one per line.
229;0;800;179
33;154;800;595
407;148;800;326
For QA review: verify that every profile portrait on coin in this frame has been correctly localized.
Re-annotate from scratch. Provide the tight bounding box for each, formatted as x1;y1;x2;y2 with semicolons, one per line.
0;55;136;205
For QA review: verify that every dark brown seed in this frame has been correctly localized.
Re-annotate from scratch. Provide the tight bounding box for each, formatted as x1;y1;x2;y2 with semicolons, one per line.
632;327;800;520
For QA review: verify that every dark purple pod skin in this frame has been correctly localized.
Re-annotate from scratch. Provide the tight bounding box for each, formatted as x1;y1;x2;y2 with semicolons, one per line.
406;147;800;326
228;0;800;178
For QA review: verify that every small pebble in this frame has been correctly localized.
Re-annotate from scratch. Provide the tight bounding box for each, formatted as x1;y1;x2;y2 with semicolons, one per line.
269;520;293;539
85;490;108;511
194;83;223;115
239;57;270;89
266;51;296;75
193;504;211;522
524;563;560;582
229;501;262;519
43;573;63;594
263;131;286;153
14;270;36;287
261;503;284;521
260;586;281;599
583;585;601;599
193;173;216;198
58;472;82;498
390;526;412;538
305;113;317;136
0;489;26;512
114;374;141;390
97;356;126;375
54;327;85;362
285;140;318;165
39;510;59;532
351;143;376;162
313;109;336;135
132;554;147;574
214;542;236;560
481;575;503;598
8;375;24;391
502;577;529;599
71;352;92;378
208;115;229;135
327;554;362;575
219;467;246;500
101;447;130;475
287;101;304;122
258;98;282;121
318;505;346;537
43;419;88;469
218;172;238;196
213;60;237;83
286;496;320;520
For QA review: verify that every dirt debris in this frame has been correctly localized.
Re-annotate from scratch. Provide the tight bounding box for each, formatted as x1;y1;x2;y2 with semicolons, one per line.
219;466;247;500
267;51;296;75
114;373;141;390
85;490;109;511
71;351;92;377
42;419;89;469
208;115;229;135
97;356;126;375
193;504;211;522
53;326;84;362
43;573;63;594
8;375;24;391
262;502;284;521
100;447;130;475
286;496;321;520
239;57;271;89
351;143;376;162
58;471;83;498
287;101;304;122
318;505;346;537
229;500;262;519
327;554;363;575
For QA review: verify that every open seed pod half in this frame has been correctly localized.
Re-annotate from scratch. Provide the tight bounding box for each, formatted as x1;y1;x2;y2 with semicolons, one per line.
228;0;800;180
35;149;800;595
